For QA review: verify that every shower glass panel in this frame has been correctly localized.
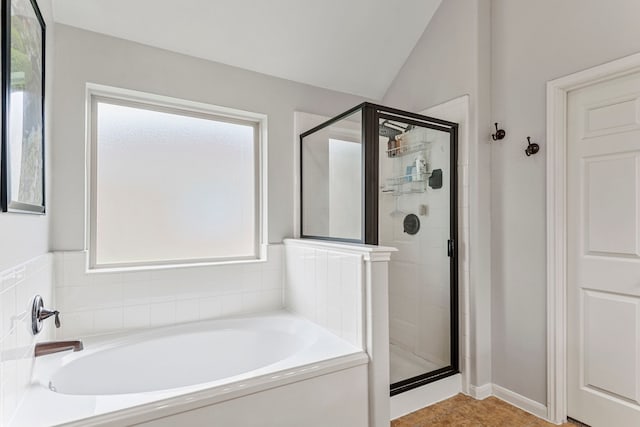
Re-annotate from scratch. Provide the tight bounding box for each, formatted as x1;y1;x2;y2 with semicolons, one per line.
301;109;362;241
378;115;457;394
299;103;458;395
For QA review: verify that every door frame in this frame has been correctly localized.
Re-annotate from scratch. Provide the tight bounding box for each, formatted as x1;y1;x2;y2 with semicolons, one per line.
546;51;640;424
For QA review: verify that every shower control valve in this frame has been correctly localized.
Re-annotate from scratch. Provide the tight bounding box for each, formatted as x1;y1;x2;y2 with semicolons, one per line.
31;295;61;335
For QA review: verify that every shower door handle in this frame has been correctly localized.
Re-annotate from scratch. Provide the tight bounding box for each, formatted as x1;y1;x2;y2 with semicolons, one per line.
447;239;455;258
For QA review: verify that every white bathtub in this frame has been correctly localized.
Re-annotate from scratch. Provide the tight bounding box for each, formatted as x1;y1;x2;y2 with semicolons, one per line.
12;312;369;427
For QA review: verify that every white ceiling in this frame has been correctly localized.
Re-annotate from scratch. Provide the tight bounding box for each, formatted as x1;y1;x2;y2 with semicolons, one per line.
52;0;441;99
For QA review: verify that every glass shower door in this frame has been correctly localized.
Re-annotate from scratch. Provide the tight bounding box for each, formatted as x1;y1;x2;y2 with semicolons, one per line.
378;113;458;394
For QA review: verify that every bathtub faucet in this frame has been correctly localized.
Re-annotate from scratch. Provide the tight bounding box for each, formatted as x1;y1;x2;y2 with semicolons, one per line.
35;340;84;357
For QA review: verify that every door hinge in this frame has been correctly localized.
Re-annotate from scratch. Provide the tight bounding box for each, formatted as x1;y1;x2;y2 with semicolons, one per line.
447;239;456;258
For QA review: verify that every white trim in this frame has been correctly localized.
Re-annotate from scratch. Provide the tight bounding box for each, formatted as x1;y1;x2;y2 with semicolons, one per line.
469;383;492;400
493;384;549;420
390;374;462;420
546;51;640;425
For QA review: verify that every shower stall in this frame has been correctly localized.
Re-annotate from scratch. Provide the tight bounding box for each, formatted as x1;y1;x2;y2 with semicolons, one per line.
300;103;458;395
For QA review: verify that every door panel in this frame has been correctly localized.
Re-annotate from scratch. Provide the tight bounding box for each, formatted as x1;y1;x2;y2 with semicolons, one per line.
568;71;640;426
584;154;639;256
582;290;639;402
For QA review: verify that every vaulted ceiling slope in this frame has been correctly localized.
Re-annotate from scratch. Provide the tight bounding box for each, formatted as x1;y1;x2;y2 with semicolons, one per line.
52;0;441;99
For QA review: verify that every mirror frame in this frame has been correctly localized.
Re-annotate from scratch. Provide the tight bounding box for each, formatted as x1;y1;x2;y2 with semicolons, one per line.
1;0;46;214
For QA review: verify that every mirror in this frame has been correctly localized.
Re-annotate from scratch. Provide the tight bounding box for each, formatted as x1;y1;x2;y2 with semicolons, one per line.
1;0;46;213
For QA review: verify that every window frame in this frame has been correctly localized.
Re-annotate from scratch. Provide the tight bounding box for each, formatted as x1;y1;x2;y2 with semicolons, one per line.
85;84;268;271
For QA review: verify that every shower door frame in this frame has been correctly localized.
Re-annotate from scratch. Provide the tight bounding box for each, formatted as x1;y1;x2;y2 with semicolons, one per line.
375;106;459;396
299;102;459;395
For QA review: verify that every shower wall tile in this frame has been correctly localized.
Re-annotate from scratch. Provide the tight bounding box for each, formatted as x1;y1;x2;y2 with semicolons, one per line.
0;254;54;426
382;130;454;363
284;242;364;349
54;245;284;339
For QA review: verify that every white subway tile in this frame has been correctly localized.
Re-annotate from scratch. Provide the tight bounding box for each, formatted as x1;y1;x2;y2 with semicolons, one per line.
261;267;282;291
121;270;152;283
122;281;153;305
198;296;222;320
149;301;176;327
242;291;266;314
220;293;243;317
148;280;179;303
94;307;124;333
89;272;123;287
123;305;150;329
175;298;200;323
58;311;94;339
241;264;262;292
59;284;123;311
0;253;53;425
1;270;18;292
259;290;283;310
13;266;26;287
1;287;16;339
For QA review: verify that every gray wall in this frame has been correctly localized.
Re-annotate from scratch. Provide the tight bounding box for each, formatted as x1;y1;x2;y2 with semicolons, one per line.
383;0;493;390
490;0;640;404
0;0;54;272
387;0;640;405
51;24;366;250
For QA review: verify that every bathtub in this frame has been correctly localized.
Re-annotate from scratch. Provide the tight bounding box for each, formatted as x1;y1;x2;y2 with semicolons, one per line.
12;312;369;427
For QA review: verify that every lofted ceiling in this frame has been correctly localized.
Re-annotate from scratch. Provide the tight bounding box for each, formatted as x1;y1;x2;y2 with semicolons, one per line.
52;0;441;99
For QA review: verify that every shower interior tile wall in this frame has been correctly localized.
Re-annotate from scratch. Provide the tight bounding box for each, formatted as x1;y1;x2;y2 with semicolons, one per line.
381;130;451;367
54;245;284;338
0;254;54;426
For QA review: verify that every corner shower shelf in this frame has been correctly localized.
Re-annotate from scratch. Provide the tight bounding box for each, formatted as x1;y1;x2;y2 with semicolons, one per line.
385;142;428;158
385;173;430;186
381;170;431;196
381;188;426;196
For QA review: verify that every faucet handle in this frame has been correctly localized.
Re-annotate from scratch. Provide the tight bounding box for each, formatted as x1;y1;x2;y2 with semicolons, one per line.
38;308;60;327
31;296;61;334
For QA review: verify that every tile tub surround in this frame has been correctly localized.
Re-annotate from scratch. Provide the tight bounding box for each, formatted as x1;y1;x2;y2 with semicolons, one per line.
54;245;284;338
284;241;364;348
0;254;55;426
283;238;397;427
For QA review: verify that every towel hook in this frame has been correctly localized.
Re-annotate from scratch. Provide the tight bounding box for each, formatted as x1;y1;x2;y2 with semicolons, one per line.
525;137;540;156
491;122;506;141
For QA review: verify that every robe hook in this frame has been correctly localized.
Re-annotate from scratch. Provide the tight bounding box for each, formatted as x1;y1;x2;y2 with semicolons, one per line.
491;122;506;141
525;137;540;156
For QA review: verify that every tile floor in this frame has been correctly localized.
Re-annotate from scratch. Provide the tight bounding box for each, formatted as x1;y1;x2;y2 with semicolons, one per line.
392;394;574;426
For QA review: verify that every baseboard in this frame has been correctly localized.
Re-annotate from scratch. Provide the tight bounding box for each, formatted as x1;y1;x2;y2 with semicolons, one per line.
469;383;492;400
491;384;548;420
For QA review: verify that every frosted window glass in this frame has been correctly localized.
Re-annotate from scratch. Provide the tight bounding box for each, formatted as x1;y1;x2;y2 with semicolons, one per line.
94;101;257;266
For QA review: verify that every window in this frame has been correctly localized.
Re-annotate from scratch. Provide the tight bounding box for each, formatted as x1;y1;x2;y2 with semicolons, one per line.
88;86;266;269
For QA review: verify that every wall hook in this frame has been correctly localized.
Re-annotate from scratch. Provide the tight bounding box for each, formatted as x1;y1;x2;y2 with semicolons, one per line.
525;137;540;156
491;122;506;141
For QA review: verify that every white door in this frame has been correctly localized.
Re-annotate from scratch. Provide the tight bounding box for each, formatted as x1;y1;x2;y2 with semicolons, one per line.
567;71;640;426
